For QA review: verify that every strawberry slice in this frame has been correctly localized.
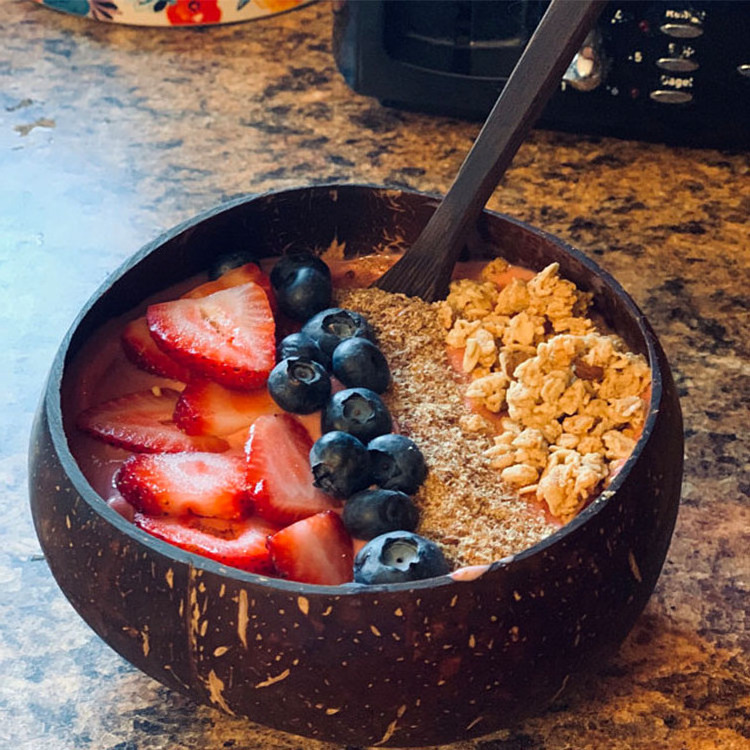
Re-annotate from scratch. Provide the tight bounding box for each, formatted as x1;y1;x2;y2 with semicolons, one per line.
245;414;340;525
267;511;353;585
174;379;277;436
116;452;249;519
135;513;278;574
77;388;229;453
147;282;275;390
184;262;277;313
121;316;193;382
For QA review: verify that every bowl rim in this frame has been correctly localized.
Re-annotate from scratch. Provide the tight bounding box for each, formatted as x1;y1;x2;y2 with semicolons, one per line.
40;182;664;596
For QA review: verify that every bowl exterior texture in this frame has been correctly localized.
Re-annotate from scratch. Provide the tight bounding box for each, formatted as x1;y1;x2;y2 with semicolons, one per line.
30;185;683;747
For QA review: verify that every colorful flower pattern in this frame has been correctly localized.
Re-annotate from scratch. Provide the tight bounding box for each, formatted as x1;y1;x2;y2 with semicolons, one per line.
35;0;312;26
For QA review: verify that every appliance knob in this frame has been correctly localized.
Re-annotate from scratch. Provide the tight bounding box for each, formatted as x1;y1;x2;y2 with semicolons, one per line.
563;30;605;92
656;57;699;73
659;22;703;39
649;89;694;104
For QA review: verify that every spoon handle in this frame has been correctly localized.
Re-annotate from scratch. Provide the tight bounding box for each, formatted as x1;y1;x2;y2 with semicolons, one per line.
375;0;608;301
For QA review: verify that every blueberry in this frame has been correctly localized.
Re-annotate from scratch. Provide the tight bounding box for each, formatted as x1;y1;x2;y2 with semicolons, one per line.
342;489;419;540
322;388;392;444
267;357;331;414
276;332;331;370
367;434;427;494
302;308;375;356
309;431;371;498
270;251;331;289
332;338;390;394
353;531;450;584
207;252;258;281
273;266;332;322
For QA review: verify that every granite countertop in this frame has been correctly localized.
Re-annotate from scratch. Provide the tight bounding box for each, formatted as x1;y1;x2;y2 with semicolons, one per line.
1;1;748;748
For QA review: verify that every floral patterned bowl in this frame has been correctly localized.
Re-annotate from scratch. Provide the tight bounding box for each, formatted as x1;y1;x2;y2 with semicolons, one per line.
33;0;314;26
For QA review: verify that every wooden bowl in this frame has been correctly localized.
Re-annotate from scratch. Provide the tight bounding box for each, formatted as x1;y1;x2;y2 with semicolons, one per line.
29;184;683;747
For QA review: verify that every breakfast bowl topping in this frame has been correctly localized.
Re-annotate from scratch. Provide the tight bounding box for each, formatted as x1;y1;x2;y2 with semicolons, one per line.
68;249;650;581
309;430;372;499
270;250;333;322
353;530;451;585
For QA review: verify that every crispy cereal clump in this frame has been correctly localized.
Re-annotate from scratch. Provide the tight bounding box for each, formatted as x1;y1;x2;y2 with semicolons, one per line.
443;262;650;521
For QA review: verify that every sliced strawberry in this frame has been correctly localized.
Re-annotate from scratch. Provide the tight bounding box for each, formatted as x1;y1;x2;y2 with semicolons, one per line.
245;414;340;525
121;316;193;382
116;452;249;519
174;379;277;436
77;388;229;453
147;282;275;390
184;262;277;313
135;513;278;574
267;511;353;585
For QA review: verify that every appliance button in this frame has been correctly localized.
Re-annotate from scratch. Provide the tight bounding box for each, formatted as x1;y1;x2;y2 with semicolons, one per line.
656;57;699;73
649;89;694;104
659;22;703;39
738;64;750;78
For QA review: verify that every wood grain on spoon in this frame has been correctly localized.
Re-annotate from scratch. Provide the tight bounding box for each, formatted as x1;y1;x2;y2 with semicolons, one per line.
374;0;608;302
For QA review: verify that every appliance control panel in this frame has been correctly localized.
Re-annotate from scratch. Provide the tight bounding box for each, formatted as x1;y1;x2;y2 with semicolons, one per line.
333;1;750;148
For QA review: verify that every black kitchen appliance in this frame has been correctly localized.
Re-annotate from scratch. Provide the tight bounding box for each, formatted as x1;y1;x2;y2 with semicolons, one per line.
332;1;750;148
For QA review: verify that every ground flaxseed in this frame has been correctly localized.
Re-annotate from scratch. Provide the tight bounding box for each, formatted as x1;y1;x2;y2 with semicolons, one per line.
336;287;559;569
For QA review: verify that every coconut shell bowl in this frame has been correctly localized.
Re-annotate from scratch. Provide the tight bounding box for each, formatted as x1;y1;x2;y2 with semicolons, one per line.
29;184;683;747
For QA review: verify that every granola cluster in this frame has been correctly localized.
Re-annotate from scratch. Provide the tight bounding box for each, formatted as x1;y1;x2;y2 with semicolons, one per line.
439;260;650;521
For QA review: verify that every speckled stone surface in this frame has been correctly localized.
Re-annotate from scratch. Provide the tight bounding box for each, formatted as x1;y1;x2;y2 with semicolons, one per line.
1;1;748;748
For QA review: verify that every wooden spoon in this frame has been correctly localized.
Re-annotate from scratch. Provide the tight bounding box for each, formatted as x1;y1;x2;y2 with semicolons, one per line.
374;0;608;301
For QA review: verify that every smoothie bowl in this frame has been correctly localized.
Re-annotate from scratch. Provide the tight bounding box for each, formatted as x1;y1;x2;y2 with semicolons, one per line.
29;184;683;747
